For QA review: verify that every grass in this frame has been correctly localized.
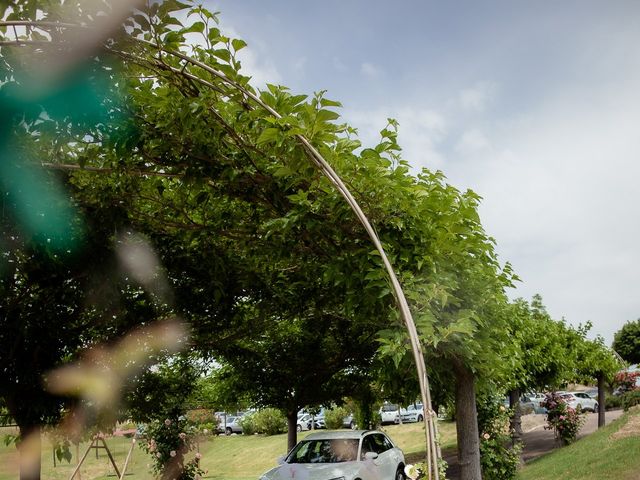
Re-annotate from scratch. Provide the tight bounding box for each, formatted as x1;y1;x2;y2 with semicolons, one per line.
0;428;150;480
0;421;456;480
517;407;640;480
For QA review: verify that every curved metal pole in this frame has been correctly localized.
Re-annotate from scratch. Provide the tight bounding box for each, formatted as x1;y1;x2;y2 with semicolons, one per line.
0;21;442;477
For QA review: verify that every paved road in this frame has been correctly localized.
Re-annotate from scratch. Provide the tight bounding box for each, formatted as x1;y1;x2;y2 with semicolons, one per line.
519;409;623;463
443;409;624;479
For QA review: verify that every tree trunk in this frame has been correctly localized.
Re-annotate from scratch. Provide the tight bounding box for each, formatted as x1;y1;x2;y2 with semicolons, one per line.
509;388;522;445
597;373;606;428
454;361;482;480
286;410;297;453
18;424;41;480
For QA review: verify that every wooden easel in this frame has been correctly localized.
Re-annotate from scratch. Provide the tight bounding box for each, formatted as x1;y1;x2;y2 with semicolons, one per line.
68;434;136;480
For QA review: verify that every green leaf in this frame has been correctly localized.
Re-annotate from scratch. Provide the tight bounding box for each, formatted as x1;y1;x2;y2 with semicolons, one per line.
212;48;232;63
320;98;342;108
231;39;247;51
256;127;280;145
315;109;340;123
181;21;205;34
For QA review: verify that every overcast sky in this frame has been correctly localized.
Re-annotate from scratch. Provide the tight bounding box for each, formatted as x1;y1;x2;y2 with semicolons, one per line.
205;1;640;344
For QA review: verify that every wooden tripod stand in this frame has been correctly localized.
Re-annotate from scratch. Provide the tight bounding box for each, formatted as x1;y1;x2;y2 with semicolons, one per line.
68;434;135;480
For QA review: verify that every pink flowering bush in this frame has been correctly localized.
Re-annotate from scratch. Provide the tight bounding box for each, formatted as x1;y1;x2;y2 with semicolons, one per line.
141;417;204;480
542;392;585;445
476;396;522;480
614;371;640;394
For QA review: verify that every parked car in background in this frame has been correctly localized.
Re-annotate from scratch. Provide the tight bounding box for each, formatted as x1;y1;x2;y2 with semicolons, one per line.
400;404;424;423
217;415;243;435
559;392;599;412
297;413;312;432
379;404;400;425
307;415;326;430
296;409;326;430
583;388;599;399
342;413;356;429
519;393;547;413
258;430;406;480
523;392;546;407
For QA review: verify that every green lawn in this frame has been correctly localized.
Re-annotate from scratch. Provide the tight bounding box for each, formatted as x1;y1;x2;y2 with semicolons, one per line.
518;407;640;480
0;421;456;480
0;428;150;480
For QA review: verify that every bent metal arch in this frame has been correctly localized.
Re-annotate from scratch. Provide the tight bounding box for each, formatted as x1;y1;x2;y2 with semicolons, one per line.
0;19;442;478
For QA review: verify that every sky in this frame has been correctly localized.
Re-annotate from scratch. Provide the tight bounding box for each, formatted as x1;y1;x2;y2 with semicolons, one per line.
204;0;640;344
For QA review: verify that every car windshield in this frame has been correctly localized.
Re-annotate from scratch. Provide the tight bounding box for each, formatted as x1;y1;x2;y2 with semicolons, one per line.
287;439;359;463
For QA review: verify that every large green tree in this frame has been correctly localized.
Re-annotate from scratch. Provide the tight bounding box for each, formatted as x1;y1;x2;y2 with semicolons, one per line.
613;319;640;365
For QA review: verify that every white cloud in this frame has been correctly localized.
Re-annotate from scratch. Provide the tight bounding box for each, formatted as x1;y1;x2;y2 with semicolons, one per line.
236;47;282;88
344;107;447;168
346;72;640;343
459;83;495;112
450;80;640;343
293;56;307;74
361;62;381;78
181;19;283;89
456;129;491;154
333;56;348;72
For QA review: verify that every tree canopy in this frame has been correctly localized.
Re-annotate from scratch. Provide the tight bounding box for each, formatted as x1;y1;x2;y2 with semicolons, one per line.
613;319;640;365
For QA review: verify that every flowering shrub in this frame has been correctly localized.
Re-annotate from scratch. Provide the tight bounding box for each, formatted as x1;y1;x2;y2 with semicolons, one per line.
542;392;585;445
614;371;640;394
403;458;448;480
141;417;204;480
476;396;522;480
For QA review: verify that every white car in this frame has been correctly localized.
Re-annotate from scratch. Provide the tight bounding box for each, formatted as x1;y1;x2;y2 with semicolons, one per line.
218;415;243;435
379;404;400;425
559;392;599;412
259;430;405;480
400;404;424;423
297;414;312;432
524;392;546;407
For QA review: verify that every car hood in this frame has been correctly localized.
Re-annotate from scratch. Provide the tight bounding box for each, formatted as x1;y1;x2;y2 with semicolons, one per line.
260;460;375;480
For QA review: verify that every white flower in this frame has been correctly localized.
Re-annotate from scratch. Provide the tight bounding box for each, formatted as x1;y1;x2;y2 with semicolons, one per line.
483;433;490;440
170;450;177;457
195;452;202;459
179;432;187;440
405;464;420;480
164;419;172;426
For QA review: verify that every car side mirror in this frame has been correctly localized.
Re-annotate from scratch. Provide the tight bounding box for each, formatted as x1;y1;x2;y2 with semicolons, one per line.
276;455;286;465
364;451;379;460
